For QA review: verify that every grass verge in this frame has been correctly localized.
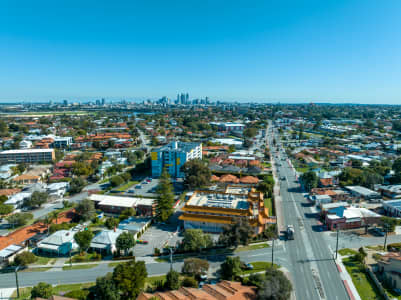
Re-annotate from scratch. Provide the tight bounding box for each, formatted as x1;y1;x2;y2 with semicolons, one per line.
240;261;280;275
339;248;358;256
235;243;270;253
62;264;98;271
343;257;383;300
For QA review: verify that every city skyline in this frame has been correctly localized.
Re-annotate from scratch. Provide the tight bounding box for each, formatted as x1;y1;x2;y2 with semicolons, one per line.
0;0;400;104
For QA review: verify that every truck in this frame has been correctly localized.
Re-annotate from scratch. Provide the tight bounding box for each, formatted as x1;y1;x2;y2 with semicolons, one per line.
286;225;295;240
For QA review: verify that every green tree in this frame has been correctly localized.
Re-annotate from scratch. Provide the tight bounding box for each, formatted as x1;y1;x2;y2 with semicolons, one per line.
110;175;124;187
155;169;174;222
182;276;198;288
181;258;209;278
31;282;53;299
257;267;292;300
219;218;254;247
181;159;211;189
70;177;87;194
116;232;135;256
112;259;147;299
181;229;213;252
300;171;318;191
25;191;48;208
74;230;94;254
14;251;37;266
119;208;135;221
165;270;181;290
76;199;96;221
88;273;120;300
220;256;242;280
243;127;257;139
7;212;33;227
0;204;14;215
105;217;120;230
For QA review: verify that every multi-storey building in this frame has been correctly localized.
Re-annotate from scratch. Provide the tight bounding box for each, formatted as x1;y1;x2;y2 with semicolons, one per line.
0;149;55;164
179;186;272;234
151;141;202;178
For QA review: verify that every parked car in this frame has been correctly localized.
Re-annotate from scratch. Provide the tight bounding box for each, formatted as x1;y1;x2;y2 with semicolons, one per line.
135;185;142;189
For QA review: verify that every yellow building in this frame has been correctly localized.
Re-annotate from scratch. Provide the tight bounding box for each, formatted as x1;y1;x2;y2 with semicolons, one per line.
179;186;273;234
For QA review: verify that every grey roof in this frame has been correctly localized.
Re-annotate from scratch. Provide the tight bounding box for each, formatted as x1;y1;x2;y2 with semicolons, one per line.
90;229;125;247
39;230;75;246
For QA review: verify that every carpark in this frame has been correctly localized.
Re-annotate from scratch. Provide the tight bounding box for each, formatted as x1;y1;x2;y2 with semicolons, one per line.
133;223;182;257
125;178;159;197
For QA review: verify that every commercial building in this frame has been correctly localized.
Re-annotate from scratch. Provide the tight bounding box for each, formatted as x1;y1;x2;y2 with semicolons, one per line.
179;187;272;234
89;194;155;216
383;199;401;217
325;207;381;230
0;149;55;164
52;137;73;148
211;122;245;132
345;186;381;202
378;185;401;199
151;141;202;178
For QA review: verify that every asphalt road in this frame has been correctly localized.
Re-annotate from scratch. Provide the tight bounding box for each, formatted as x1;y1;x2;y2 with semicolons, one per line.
269;124;349;300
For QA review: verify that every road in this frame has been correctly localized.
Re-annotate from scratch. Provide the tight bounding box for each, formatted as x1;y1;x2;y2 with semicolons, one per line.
0;245;289;289
268;122;349;300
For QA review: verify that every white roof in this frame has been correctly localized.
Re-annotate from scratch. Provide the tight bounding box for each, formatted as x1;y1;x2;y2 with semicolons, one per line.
0;244;24;259
89;194;155;208
0;149;54;154
90;229;125;247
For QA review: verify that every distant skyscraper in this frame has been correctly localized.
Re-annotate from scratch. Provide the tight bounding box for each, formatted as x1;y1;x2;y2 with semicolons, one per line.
101;98;105;105
185;93;189;104
63;99;68;106
95;99;101;106
180;93;185;104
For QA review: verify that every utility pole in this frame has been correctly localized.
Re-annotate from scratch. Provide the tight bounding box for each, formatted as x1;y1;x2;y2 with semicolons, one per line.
15;266;20;298
169;247;174;271
335;227;340;260
384;225;389;251
271;239;275;267
69;249;72;267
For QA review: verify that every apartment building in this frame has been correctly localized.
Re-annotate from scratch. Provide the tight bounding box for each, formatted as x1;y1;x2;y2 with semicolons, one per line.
179;186;271;234
151;141;202;178
0;149;55;164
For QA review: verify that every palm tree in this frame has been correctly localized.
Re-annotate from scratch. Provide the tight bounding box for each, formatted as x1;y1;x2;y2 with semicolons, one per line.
50;211;59;225
43;215;53;234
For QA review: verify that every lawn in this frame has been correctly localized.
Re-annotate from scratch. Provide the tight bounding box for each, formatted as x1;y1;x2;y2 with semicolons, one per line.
146;275;166;287
339;248;358;256
235;243;270;253
99;178;109;184
264;197;274;216
62;264;98;271
108;261;129;267
11;282;95;300
20;267;52;272
342;257;383;300
240;261;280;275
33;255;56;265
366;245;384;251
115;180;139;192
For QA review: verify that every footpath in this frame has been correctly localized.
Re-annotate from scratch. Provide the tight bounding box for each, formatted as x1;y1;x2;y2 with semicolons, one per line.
335;254;361;300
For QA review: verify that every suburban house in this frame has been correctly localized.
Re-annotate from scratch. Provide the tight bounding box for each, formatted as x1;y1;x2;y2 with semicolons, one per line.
377;252;401;291
0;244;27;265
90;228;126;255
118;217;152;239
12;174;41;185
37;230;78;256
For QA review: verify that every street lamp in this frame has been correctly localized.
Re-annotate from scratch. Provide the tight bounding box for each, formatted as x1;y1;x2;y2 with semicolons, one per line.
15;266;20;298
383;224;389;251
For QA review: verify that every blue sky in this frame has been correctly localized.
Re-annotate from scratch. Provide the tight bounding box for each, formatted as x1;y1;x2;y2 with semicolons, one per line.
0;0;400;103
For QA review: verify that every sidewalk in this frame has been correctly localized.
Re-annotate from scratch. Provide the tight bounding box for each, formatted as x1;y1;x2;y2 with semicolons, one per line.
0;288;15;300
336;255;361;300
270;150;284;233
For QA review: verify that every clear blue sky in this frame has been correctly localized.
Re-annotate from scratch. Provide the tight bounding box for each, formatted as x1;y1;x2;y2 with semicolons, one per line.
0;0;400;104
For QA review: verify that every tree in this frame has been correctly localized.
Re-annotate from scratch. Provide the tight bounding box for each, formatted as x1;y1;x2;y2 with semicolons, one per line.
88;273;120;300
381;216;399;232
112;259;147;299
165;270;181;290
181;258;209;278
7;212;33;227
0;204;14;215
220;256;242;280
182;276;198;288
70;177;87;194
116;232;135;256
219;218;254;247
300;171;318;191
14;251;37;266
31;282;53;299
110;175;124;187
256;267;292;300
25;191;48;208
119;208;135;221
155;169;174;222
74;230;94;254
181;159;211;189
105;217;120;230
76;199;96;221
181;229;213;252
243;127;257;139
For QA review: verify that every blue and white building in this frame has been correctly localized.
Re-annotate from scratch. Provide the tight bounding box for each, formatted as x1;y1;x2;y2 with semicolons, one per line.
151;141;202;178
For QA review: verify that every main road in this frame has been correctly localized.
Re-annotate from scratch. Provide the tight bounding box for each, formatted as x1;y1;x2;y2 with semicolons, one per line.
268;122;349;300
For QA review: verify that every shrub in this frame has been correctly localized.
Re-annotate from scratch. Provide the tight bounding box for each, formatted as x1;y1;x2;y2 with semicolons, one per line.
31;282;52;299
14;251;37;266
64;289;90;300
182;276;198;288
